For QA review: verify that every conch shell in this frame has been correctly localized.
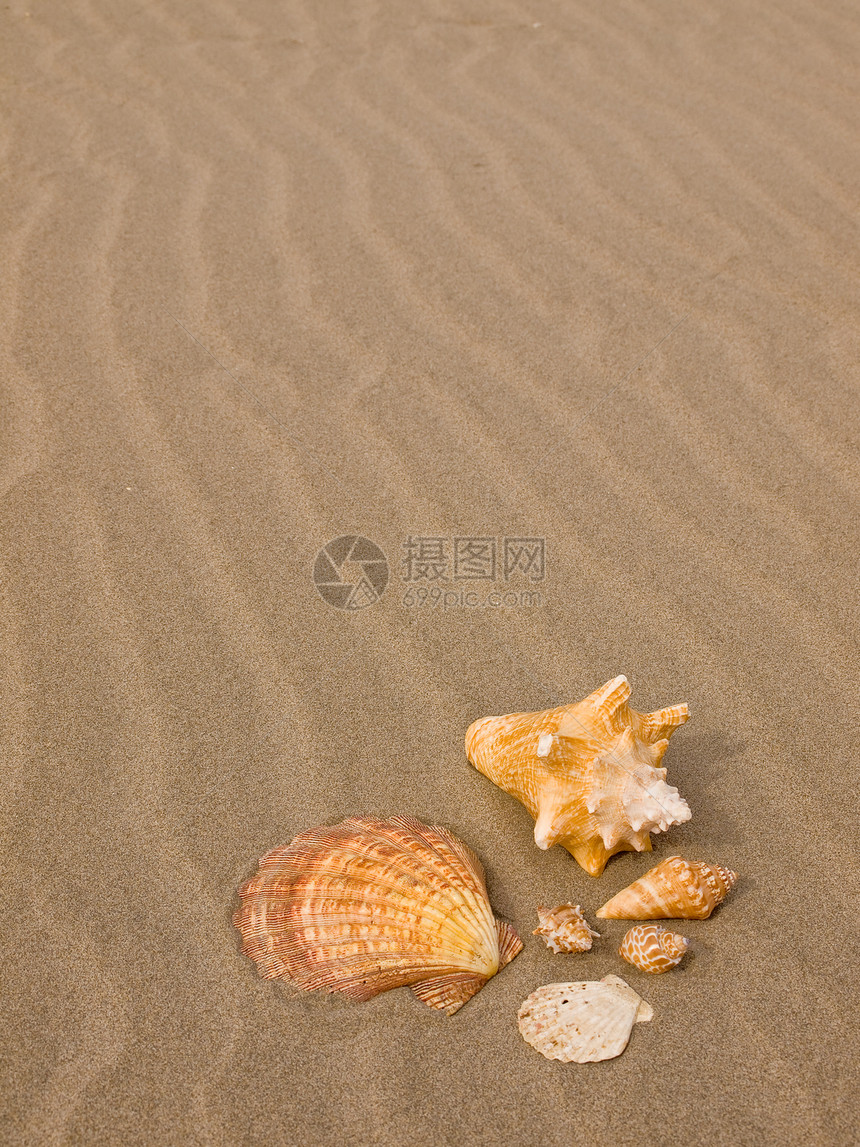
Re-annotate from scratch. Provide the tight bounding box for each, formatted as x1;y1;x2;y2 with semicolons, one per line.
234;814;523;1015
533;904;599;953
465;675;691;875
597;855;738;919
518;975;653;1063
619;924;689;973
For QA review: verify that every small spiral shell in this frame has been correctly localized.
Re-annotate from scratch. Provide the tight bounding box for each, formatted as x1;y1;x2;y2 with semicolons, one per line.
597;855;738;919
533;904;600;953
619;924;689;973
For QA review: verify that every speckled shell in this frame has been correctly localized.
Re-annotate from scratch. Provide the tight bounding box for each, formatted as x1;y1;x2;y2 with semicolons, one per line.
597;855;738;920
234;814;523;1015
619;924;689;973
533;904;600;954
466;676;690;876
518;975;653;1063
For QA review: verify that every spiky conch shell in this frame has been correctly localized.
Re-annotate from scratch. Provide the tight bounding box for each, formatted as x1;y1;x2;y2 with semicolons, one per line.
465;676;691;876
234;814;523;1016
533;904;600;954
597;855;738;919
619;924;689;973
518;975;653;1063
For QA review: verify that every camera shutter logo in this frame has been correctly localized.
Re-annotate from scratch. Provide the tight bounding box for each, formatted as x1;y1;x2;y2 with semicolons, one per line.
313;536;389;610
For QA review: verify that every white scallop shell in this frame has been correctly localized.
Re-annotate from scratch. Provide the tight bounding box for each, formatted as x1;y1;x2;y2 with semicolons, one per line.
517;975;653;1063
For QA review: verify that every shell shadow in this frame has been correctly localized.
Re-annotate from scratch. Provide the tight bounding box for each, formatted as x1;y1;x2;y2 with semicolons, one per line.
723;871;756;904
665;729;746;845
669;729;745;792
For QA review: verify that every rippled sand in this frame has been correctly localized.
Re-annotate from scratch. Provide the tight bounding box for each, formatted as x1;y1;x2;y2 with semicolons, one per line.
2;2;858;1143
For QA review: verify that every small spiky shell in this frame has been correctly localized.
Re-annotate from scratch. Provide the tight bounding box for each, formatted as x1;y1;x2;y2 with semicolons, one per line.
518;975;653;1063
234;814;523;1015
465;676;690;876
533;904;600;954
597;856;738;919
619;924;689;973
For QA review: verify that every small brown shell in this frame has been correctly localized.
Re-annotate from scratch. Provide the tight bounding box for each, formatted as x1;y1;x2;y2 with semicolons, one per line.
596;855;738;919
619;924;689;973
234;814;523;1015
533;904;600;954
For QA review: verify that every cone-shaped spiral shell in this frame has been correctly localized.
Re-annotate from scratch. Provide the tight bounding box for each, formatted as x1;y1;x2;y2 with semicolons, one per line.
597;856;738;919
518;975;653;1063
234;814;523;1015
533;904;600;954
619;924;689;973
466;676;691;876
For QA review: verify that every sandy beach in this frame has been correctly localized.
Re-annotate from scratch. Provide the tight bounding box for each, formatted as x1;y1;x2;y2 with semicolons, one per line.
2;1;858;1143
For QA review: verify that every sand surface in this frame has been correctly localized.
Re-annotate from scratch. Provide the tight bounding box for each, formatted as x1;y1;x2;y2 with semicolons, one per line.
2;1;858;1144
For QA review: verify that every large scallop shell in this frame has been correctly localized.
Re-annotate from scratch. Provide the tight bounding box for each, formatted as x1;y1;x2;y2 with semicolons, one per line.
466;676;690;876
234;814;523;1015
518;975;653;1063
619;924;689;973
596;855;738;919
533;904;599;954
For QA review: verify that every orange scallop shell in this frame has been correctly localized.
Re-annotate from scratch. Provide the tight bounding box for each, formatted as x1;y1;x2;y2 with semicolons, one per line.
234;814;523;1015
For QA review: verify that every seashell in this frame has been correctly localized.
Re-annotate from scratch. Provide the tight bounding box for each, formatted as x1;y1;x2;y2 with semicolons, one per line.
619;924;689;973
465;675;691;876
596;855;738;919
518;975;653;1063
533;904;600;954
234;814;523;1016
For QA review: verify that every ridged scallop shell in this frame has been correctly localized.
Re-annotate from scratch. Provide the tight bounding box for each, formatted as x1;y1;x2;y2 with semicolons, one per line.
619;924;689;973
234;814;523;1015
533;904;600;954
466;676;690;876
597;855;738;919
518;975;653;1063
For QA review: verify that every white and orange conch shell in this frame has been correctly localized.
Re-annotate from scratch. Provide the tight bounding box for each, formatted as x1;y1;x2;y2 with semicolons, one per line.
234;814;523;1015
465;676;691;876
597;855;738;919
518;975;653;1063
533;904;600;954
619;924;689;973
